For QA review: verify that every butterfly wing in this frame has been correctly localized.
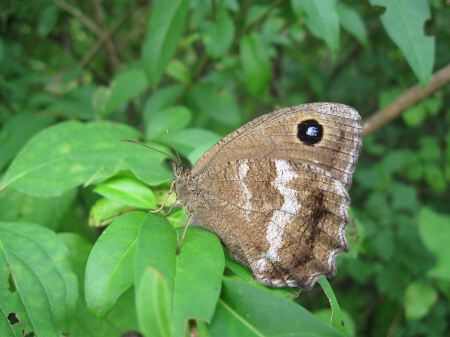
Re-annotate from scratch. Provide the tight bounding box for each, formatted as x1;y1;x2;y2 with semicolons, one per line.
192;103;362;189
192;158;349;289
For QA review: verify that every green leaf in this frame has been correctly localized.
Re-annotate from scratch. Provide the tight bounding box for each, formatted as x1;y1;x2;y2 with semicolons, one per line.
315;310;355;337
167;59;191;84
423;164;446;193
418;208;450;280
136;267;173;337
60;233;139;336
240;33;272;95
291;0;340;53
390;182;418;211
88;198;131;228
142;0;189;86
46;85;97;120
166;128;221;160
403;104;427;126
173;228;224;337
202;9;235;58
135;213;177;294
94;176;157;209
404;281;438;320
318;277;351;336
143;84;185;125
0;222;78;336
337;4;368;46
210;278;343;337
71;289;138;337
369;0;435;84
98;68;149;116
38;5;59;37
189;84;240;125
0;121;172;197
85;212;146;317
0;188;77;230
146;105;192;140
135;216;224;337
0;113;54;171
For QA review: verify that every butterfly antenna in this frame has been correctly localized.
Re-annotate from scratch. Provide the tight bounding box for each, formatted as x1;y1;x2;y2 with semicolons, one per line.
120;138;178;162
166;130;182;165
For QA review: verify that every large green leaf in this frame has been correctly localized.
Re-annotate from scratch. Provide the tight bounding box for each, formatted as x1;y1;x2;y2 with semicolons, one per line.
0;121;172;197
136;267;172;337
418;207;450;280
210;278;343;337
240;33;272;96
291;0;340;53
135;216;224;337
135;213;177;294
135;213;176;337
142;0;189;86
0;222;78;337
173;227;224;337
0;188;76;230
60;233;138;337
369;0;435;84
85;212;145;317
0;113;54;171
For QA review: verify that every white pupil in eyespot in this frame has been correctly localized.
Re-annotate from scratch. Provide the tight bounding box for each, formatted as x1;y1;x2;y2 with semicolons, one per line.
306;126;319;137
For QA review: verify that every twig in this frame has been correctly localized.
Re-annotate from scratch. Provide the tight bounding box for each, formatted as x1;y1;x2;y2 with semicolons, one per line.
92;1;120;71
363;63;450;135
80;8;136;67
236;0;283;40
53;0;101;37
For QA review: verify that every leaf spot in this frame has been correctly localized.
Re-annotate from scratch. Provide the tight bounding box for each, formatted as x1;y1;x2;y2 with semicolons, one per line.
8;273;17;292
7;312;19;325
70;164;86;173
58;144;72;154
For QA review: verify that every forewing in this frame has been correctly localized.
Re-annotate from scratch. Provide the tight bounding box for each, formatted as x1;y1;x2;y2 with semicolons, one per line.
191;103;363;189
193;158;349;289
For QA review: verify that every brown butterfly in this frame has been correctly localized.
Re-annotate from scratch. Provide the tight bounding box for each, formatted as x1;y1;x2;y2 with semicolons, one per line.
154;103;362;289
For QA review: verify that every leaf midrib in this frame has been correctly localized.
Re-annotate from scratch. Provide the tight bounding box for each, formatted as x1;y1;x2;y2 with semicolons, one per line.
219;299;265;337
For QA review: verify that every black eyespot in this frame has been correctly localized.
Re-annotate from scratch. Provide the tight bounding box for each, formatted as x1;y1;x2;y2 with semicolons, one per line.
297;119;323;145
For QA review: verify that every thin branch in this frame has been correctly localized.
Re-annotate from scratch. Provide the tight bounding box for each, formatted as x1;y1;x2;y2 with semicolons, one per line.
53;0;101;37
236;0;283;40
363;63;450;135
92;0;120;71
80;7;137;67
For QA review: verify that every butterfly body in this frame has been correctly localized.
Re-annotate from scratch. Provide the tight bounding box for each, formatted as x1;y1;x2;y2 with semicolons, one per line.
174;103;362;289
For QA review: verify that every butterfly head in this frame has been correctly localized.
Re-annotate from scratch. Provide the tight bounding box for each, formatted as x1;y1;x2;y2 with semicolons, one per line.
172;162;196;213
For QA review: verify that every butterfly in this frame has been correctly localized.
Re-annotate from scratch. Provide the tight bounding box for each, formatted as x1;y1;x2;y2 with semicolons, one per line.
155;103;362;289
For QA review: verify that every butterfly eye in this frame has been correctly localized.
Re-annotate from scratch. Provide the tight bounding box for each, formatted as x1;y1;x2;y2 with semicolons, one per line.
297;119;323;145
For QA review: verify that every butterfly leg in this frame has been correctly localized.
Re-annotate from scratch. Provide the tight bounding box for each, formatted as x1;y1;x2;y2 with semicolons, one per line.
176;214;193;255
149;179;176;214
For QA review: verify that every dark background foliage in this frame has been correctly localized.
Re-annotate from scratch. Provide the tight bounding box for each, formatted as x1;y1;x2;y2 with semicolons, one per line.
0;1;449;337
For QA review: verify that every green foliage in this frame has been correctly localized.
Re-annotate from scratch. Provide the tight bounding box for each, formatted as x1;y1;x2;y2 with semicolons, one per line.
1;0;449;336
369;0;435;84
